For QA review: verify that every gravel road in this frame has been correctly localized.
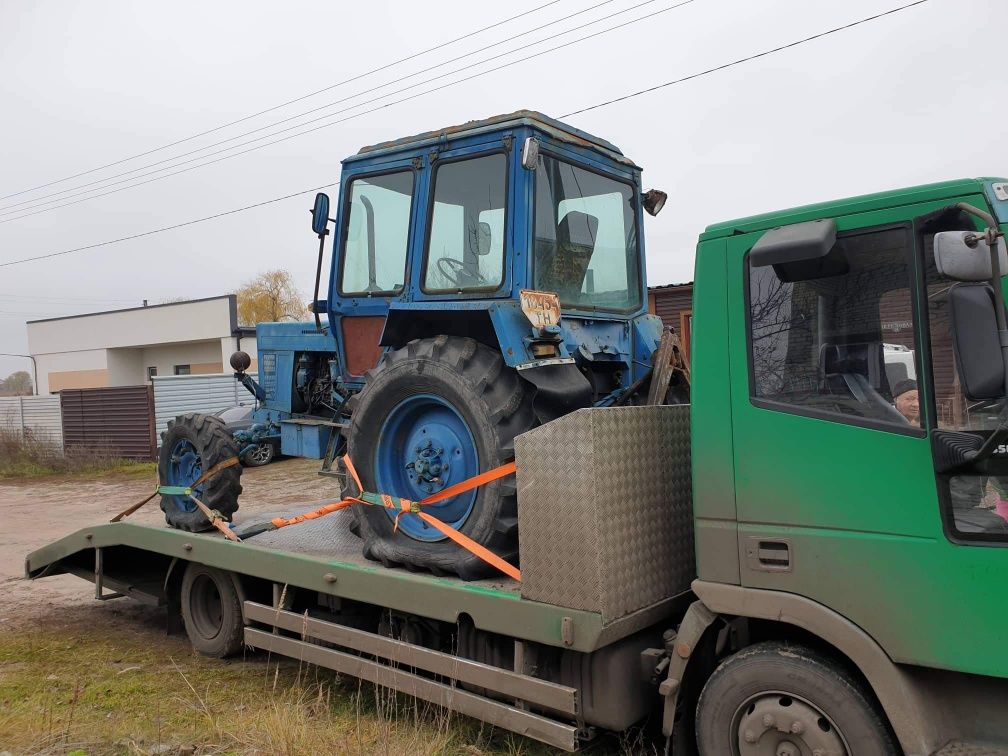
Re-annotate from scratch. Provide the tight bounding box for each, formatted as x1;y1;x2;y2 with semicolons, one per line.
0;457;340;630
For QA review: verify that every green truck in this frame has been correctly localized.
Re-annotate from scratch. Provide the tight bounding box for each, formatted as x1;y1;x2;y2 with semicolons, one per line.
25;115;1008;754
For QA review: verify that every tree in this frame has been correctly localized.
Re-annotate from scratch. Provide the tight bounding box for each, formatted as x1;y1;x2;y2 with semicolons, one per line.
2;371;33;395
235;269;310;326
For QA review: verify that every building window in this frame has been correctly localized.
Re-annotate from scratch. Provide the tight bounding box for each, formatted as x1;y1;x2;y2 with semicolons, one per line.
174;365;191;376
147;366;158;381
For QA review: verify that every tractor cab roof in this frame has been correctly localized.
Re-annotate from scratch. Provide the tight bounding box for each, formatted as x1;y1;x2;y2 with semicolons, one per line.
701;177;1004;240
347;110;638;169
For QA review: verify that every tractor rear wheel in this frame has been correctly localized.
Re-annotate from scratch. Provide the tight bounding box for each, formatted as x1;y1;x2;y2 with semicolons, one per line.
343;336;534;580
159;413;243;532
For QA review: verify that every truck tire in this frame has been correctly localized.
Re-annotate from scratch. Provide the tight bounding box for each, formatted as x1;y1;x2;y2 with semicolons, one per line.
696;641;897;756
343;336;534;580
179;563;244;658
159;413;242;532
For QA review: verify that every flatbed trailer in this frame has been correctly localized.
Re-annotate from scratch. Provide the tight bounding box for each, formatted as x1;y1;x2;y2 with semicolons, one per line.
27;406;694;752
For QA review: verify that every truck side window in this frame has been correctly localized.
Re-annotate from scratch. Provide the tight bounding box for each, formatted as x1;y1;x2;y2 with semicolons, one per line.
748;226;923;429
340;171;414;295
423;154;507;292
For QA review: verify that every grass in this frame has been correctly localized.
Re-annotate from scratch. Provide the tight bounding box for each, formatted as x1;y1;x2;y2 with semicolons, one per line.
0;610;564;755
0;427;156;481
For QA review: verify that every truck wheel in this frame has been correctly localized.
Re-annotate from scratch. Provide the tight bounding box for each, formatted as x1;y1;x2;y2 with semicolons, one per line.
343;336;534;580
242;442;275;467
179;563;244;658
159;413;242;532
696;642;897;756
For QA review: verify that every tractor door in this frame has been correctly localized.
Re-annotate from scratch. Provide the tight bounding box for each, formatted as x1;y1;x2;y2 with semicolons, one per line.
412;145;513;301
726;195;1008;679
329;163;419;385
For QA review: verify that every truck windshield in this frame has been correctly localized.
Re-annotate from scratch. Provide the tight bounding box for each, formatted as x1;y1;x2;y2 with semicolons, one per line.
533;155;641;312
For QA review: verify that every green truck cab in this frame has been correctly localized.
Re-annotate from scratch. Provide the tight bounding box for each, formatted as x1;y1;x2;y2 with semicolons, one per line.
26;173;1008;755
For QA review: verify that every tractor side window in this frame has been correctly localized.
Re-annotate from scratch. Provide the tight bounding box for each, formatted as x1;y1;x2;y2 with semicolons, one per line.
340;171;414;295
533;155;640;312
747;226;923;430
423;154;507;292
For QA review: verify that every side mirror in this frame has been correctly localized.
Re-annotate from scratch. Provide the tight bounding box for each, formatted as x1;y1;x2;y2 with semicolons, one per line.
750;218;846;282
934;230;1008;282
948;283;1006;400
521;137;539;170
475;221;492;256
311;192;330;236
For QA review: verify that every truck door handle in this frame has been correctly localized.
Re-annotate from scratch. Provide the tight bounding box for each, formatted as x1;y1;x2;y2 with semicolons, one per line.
746;538;792;572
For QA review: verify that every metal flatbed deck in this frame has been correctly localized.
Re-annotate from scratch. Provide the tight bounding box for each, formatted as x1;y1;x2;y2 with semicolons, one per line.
25;505;678;653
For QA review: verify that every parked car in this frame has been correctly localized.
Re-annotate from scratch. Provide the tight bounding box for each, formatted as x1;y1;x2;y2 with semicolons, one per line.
214;404;278;466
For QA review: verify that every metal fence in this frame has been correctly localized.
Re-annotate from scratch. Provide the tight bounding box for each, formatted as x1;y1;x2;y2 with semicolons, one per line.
60;385;157;459
0;395;64;449
152;373;256;442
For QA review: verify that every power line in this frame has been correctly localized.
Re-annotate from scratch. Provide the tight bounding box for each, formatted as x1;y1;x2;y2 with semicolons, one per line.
0;0;621;215
0;0;563;203
561;0;932;118
0;0;673;221
0;293;136;303
0;0;934;269
0;182;338;269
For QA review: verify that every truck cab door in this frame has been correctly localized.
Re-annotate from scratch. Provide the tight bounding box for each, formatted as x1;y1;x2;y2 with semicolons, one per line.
727;194;1008;679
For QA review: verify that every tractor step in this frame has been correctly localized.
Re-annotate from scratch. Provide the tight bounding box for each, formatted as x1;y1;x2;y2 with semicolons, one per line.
318;418;349;476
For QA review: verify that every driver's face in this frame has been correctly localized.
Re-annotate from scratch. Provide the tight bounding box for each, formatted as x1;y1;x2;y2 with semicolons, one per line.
896;389;919;423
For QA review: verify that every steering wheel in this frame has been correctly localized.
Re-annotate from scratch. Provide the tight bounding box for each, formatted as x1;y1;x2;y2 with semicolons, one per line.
437;257;486;287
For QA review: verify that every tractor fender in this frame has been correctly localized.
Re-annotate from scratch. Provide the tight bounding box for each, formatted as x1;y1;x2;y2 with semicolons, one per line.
380;301;593;422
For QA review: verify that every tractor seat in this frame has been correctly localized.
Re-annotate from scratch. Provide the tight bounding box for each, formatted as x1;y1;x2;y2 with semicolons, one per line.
819;342;891;402
535;211;598;299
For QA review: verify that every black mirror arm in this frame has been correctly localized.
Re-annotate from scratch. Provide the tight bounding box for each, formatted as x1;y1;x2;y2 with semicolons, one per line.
312;228;329;333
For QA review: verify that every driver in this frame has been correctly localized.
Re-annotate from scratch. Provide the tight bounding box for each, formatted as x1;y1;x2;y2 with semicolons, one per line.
892;380;919;425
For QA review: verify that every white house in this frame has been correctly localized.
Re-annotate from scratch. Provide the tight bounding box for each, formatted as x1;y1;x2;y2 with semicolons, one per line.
27;295;257;395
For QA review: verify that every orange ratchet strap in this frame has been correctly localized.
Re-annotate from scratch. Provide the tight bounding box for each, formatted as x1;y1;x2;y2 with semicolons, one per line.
269;454;521;581
111;456;241;523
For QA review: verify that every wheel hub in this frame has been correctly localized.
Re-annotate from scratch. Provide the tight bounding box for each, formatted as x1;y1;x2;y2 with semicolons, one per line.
375;393;479;541
407;438;449;491
168;439;203;513
734;694;847;756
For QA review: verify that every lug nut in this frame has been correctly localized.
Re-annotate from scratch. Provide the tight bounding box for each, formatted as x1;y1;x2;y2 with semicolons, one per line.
744;730;758;744
762;714;775;727
790;721;803;734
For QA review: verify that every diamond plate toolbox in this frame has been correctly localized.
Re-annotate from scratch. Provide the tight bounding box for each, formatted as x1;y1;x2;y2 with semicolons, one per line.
515;405;694;624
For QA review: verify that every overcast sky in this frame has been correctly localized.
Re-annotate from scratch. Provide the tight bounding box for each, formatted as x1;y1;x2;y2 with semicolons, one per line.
0;0;1002;380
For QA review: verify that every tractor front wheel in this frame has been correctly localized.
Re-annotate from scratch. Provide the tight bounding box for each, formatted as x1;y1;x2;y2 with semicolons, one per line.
343;336;534;580
158;413;243;532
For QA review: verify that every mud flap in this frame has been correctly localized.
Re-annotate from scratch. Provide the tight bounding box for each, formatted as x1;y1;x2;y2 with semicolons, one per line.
517;362;593;423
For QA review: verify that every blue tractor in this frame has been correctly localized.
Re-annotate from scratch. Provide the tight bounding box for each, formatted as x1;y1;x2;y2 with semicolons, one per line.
163;111;676;579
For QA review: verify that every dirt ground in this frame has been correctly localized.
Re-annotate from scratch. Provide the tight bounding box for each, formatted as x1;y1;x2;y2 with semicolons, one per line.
0;457;339;628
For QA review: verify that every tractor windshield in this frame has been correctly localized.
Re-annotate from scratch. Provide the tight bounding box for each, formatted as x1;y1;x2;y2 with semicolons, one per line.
533;154;641;312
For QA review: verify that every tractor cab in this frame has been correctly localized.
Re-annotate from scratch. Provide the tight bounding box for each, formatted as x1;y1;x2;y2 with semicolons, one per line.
315;111;666;417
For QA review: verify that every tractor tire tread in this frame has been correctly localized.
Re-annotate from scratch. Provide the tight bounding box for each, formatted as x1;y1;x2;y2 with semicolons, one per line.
158;413;242;532
341;336;534;580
